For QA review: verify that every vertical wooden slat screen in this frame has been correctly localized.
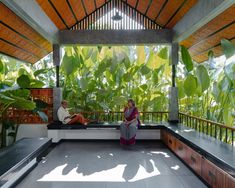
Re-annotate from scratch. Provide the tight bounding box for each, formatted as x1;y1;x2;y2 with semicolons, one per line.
70;0;161;31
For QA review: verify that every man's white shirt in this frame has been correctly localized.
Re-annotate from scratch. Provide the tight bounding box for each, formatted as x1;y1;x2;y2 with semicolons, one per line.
57;106;71;124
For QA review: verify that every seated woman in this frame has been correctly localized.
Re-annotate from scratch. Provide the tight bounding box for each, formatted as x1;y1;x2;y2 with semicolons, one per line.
120;99;140;146
57;100;89;125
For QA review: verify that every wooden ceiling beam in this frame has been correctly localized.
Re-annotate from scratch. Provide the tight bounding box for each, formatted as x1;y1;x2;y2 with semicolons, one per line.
173;0;235;42
1;0;58;43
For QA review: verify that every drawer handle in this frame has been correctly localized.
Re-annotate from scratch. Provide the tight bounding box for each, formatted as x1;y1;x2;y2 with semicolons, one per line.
191;156;196;163
169;139;172;144
208;171;216;182
178;146;183;151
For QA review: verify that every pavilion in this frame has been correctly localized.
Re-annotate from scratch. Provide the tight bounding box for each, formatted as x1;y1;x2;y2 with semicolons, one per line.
0;0;235;188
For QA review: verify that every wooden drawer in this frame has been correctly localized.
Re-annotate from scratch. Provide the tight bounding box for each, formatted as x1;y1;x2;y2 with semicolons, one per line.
161;129;168;145
175;139;188;162
167;133;176;152
225;174;235;188
201;158;225;188
185;146;202;176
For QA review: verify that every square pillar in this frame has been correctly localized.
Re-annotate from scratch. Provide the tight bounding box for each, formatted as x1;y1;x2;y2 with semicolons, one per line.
53;44;62;121
169;43;179;122
53;44;61;88
53;88;62;121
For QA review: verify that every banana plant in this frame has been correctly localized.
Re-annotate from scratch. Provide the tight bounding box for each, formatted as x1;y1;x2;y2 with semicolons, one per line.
179;39;235;126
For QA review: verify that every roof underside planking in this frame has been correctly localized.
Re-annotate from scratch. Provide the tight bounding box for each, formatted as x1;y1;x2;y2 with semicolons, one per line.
0;0;234;64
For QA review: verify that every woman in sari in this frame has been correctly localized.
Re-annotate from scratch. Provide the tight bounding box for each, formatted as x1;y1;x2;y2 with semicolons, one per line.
120;99;140;146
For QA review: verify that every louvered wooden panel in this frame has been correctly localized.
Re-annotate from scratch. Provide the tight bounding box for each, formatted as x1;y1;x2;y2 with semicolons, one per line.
189;24;235;56
0;3;51;53
36;0;66;29
0;40;37;63
156;0;185;26
192;38;235;63
0;24;48;58
0;2;52;63
96;0;106;8
136;0;151;14
165;0;198;28
146;0;166;21
83;0;96;15
127;0;137;8
181;4;235;62
68;0;86;21
181;4;235;48
50;0;77;28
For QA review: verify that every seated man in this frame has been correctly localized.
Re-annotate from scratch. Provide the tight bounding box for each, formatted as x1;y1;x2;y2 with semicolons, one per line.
57;100;89;125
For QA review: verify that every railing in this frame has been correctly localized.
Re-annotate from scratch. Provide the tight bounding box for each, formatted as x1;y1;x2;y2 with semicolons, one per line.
179;112;235;146
81;111;168;123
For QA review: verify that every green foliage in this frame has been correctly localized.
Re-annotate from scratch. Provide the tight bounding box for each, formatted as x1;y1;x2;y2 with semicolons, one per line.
221;39;235;59
179;40;235;126
158;47;168;59
181;45;193;72
196;65;210;92
60;45;170;112
183;74;198;96
17;74;30;88
0;55;53;147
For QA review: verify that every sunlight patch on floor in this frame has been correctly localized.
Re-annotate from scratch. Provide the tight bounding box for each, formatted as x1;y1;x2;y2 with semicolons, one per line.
37;160;160;183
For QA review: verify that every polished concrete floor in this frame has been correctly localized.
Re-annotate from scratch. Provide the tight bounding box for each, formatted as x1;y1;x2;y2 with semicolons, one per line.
16;141;207;188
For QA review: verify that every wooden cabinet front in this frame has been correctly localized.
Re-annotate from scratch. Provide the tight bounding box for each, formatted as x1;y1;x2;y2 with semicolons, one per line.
167;133;176;151
186;146;202;176
161;130;235;188
161;129;168;145
225;174;235;188
201;158;225;188
175;139;188;162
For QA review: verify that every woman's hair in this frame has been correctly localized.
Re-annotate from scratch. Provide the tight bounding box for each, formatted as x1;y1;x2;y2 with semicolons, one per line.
128;99;135;107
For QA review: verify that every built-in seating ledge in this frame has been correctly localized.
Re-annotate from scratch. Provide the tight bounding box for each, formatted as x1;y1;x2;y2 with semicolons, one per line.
47;121;235;183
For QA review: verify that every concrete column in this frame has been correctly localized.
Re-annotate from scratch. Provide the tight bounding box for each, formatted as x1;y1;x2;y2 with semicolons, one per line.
169;43;179;122
53;44;62;121
53;88;62;121
53;44;61;87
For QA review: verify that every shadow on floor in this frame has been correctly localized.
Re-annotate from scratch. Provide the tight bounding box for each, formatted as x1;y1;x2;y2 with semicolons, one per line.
16;141;207;188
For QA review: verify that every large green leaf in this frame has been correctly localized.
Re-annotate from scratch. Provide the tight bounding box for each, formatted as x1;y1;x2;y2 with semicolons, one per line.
136;46;145;65
218;76;232;92
146;50;156;69
79;78;88;90
177;80;185;99
181;45;193;72
34;99;48;109
0;60;4;74
158;47;168;59
82;47;93;60
224;61;235;82
18;68;30;77
196;65;210;92
61;53;79;76
17;74;31;88
184;74;198;96
221;39;235;59
223;104;233;126
30;79;45;88
34;69;48;77
140;65;150;75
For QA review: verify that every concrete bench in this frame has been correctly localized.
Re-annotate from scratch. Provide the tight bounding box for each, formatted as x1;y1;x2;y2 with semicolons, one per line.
47;121;235;186
47;121;165;143
162;123;235;187
0;138;51;188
